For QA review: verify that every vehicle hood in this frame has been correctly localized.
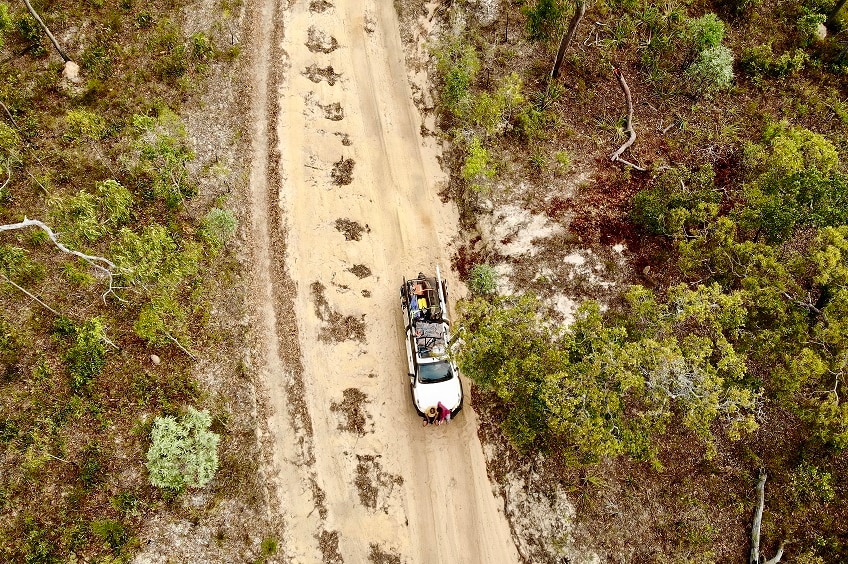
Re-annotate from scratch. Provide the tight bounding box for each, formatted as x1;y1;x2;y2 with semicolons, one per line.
414;377;462;412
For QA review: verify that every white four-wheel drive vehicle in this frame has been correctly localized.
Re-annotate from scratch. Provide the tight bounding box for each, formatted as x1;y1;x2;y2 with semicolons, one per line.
399;266;463;423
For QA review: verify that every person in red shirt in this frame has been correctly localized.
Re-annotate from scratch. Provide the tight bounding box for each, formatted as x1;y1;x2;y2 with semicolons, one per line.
436;402;451;425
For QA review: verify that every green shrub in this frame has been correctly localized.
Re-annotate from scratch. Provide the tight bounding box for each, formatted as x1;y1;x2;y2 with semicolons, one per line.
49;191;103;242
135;11;153;29
517;107;549;140
0;120;20;162
61;262;96;288
15;14;45;56
191;32;214;62
433;36;480;117
146;406;220;492
152;19;189;82
91;519;129;552
260;537;278;556
0;416;19;443
523;0;567;43
741;44;809;78
62;318;107;393
469;264;498;295
131;109;195;207
631;165;720;235
462;136;496;186
0;316;20;364
0;244;42;282
48;180;131;244
740;122;846;241
97;179;133;226
201;207;237;250
134;293;188;346
64;109;107;141
791;462;835;503
79;443;103;488
723;0;760;16
21;517;57;563
687;13;725;52
0;3;11;41
112;223;200;287
80;43;112;79
631;188;669;234
746;121;838;177
111;491;140;516
554;150;571;171
470;73;525;135
686;45;734;94
530;149;547;171
799;9;826;46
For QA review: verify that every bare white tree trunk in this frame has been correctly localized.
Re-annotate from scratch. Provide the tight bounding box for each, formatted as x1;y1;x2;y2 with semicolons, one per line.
0;217;119;302
750;470;785;564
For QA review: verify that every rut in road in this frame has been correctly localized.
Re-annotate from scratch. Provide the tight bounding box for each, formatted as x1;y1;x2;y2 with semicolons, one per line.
246;0;521;561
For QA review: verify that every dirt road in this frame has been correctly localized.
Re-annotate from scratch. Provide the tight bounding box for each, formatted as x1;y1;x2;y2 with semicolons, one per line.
246;0;519;561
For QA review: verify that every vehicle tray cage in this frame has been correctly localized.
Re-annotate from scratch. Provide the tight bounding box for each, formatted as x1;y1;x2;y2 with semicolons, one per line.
403;273;443;324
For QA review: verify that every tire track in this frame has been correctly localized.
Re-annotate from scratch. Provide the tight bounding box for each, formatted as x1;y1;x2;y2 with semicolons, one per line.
245;0;324;560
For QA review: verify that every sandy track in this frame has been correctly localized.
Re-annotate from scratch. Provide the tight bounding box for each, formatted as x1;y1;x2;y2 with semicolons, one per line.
247;0;520;561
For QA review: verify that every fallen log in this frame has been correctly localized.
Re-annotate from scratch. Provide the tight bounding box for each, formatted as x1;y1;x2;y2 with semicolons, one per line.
609;67;646;171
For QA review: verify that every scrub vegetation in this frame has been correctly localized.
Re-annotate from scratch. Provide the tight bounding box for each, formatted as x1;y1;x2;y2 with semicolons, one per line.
436;0;848;560
0;1;263;562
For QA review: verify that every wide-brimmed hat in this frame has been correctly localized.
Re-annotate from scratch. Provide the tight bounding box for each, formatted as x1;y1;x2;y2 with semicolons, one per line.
426;406;437;418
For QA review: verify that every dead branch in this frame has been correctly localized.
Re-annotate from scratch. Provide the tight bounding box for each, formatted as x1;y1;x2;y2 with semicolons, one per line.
551;0;587;80
750;469;785;564
0;102;18;198
782;291;823;315
764;543;786;564
165;332;197;360
1;272;60;316
0;163;10;195
0;101;19;129
614;156;645;171
1;273;120;349
46;453;78;467
21;0;71;62
609;67;646;171
0;217;120;303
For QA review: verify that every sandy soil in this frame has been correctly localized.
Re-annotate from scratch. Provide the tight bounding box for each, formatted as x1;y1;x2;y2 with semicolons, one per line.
245;0;520;561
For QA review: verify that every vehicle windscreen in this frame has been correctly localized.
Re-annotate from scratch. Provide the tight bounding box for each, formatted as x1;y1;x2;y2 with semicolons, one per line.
418;361;452;383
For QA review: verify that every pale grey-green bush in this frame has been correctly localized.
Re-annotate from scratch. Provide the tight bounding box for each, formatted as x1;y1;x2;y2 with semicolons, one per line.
146;406;220;491
686;45;734;94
